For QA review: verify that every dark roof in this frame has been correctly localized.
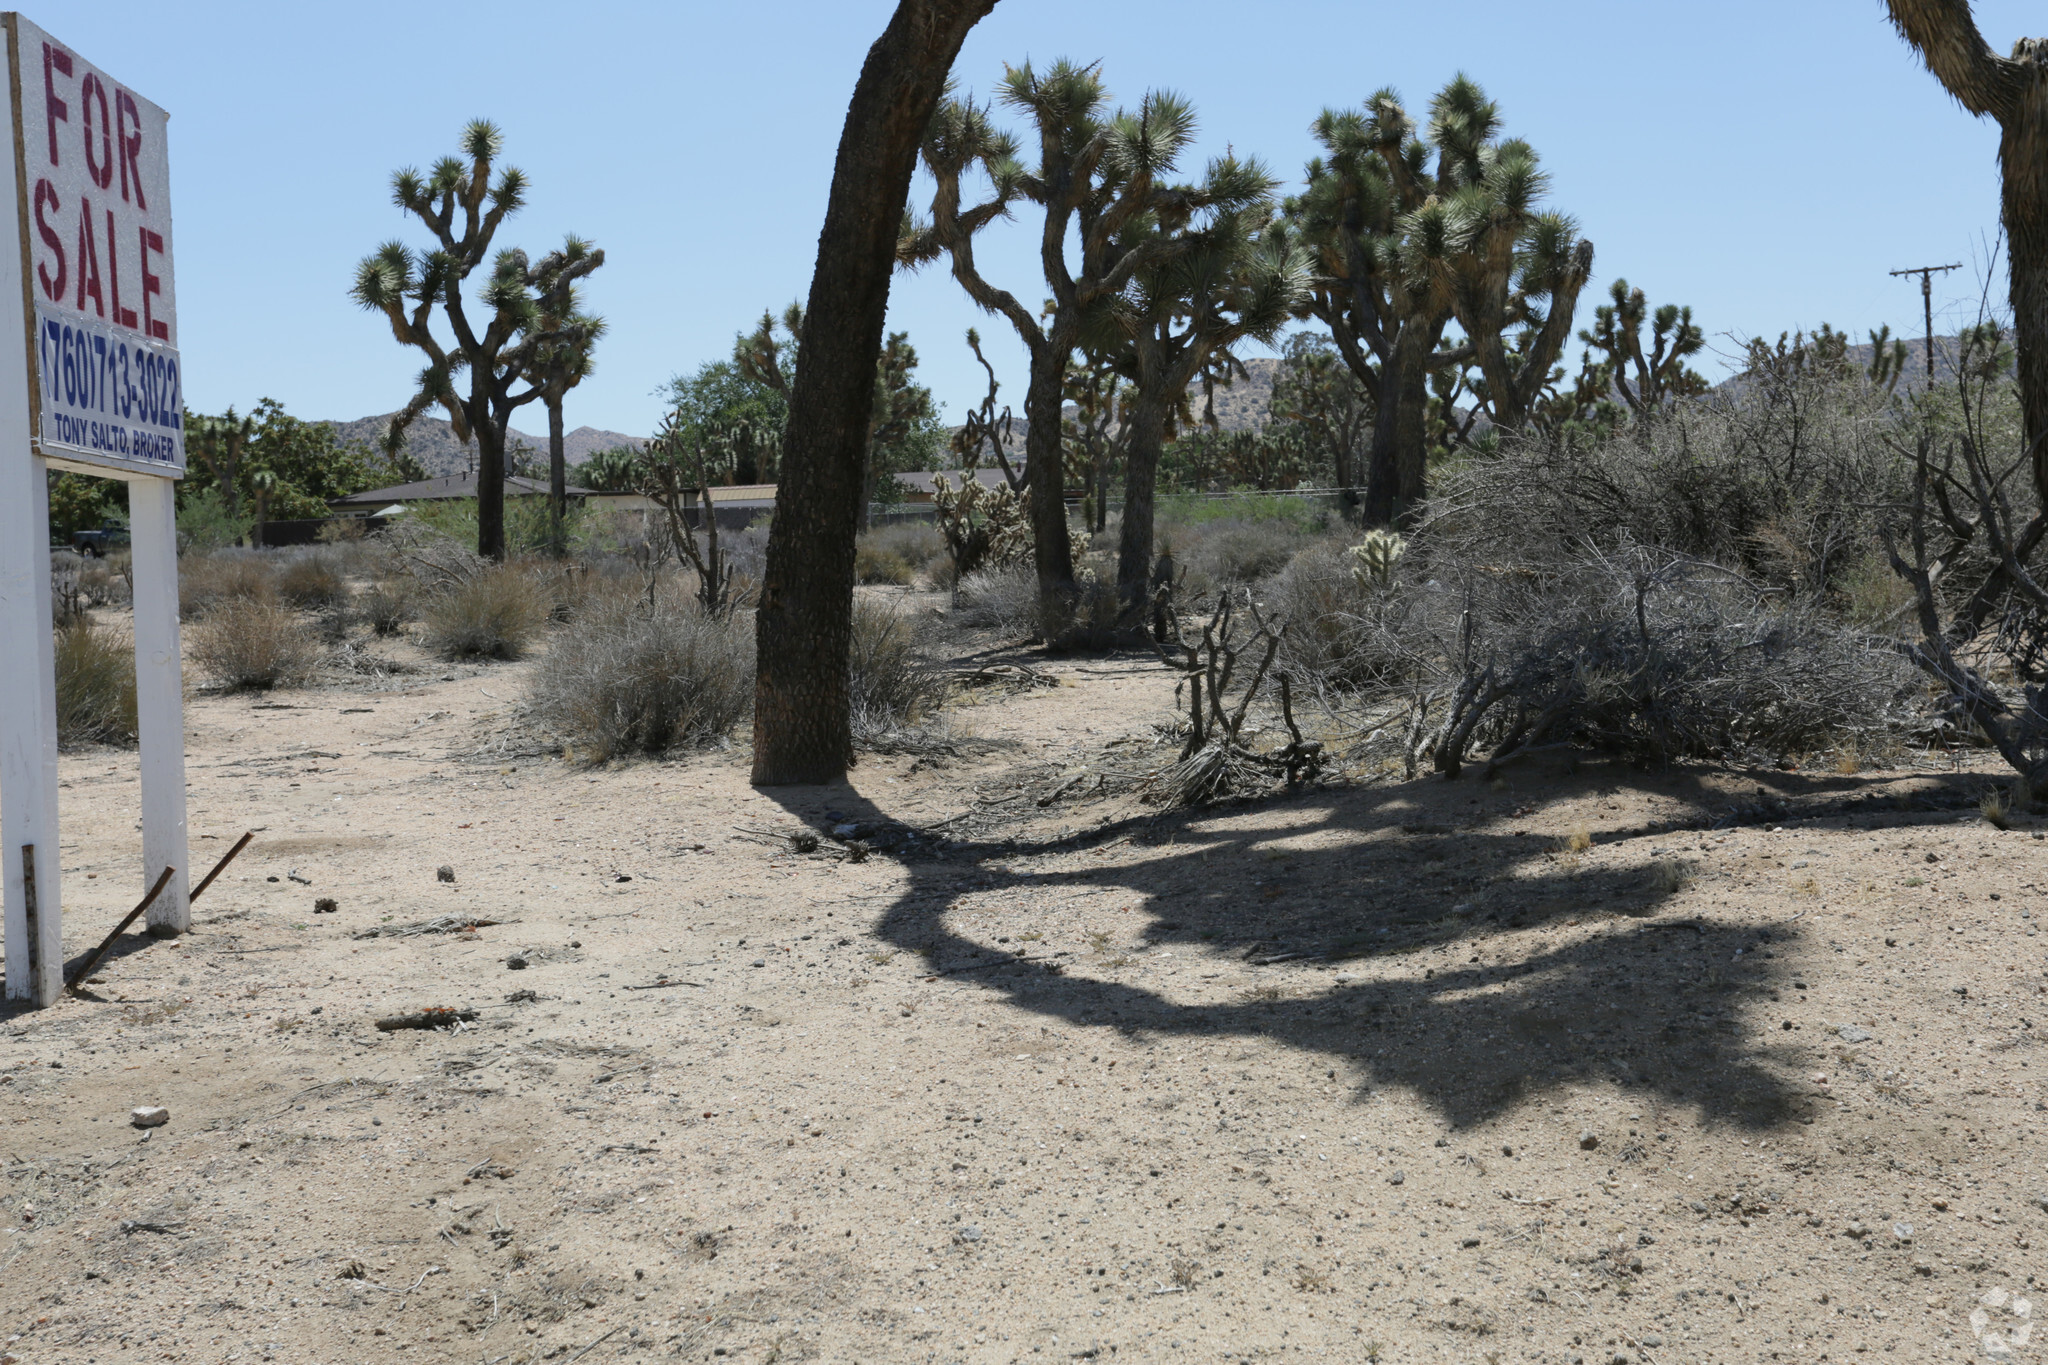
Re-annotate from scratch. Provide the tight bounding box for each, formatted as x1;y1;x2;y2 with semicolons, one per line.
330;473;594;507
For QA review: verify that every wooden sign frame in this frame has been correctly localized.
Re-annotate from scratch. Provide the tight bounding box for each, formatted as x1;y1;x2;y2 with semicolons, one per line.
2;13;188;1007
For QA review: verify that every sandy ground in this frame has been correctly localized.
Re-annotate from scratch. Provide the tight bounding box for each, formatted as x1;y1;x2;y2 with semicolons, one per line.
4;622;2048;1365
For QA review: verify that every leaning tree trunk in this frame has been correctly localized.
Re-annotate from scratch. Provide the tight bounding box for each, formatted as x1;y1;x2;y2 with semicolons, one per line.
2003;88;2048;502
547;396;567;558
751;0;999;787
1022;348;1076;599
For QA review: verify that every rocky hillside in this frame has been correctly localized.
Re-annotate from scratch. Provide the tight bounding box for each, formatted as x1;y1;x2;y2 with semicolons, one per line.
327;414;643;479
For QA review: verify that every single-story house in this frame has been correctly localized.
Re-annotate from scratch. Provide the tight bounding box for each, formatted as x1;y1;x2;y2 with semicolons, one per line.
891;468;1015;504
328;473;596;518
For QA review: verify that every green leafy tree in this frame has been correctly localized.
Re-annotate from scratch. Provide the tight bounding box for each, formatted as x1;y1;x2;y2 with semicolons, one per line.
902;63;1265;597
350;120;600;559
46;472;124;543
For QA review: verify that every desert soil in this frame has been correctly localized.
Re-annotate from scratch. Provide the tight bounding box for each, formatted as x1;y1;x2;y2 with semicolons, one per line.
4;615;2047;1365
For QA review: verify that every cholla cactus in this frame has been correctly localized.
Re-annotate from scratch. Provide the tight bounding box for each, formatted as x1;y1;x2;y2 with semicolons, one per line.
933;474;1030;584
1348;529;1407;588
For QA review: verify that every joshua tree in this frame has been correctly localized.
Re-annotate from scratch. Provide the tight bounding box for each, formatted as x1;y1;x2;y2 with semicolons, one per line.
1884;3;2048;499
752;0;999;787
351;121;600;560
187;407;256;526
1575;278;1707;414
1111;194;1309;616
521;237;607;556
901;64;1268;598
1285;77;1593;523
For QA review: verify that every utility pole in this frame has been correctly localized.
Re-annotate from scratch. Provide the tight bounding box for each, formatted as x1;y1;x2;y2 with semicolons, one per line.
1889;263;1962;387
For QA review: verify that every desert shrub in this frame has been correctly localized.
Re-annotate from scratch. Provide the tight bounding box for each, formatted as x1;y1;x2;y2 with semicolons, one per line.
529;598;753;760
359;578;416;636
79;553;131;609
854;542;916;585
863;521;944;576
849;598;948;743
420;565;552;660
187;598;321;690
178;550;277;618
54;619;136;746
274;551;349;610
1353;541;1915;776
952;562;1039;635
1033;573;1127;651
1267;544;1398;692
1436;363;1920;597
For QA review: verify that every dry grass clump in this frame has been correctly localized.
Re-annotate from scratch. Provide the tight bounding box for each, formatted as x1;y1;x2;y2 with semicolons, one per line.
849;598;948;744
420;565;552;660
54;619;136;746
528;598;753;760
952;563;1038;635
187;598;321;690
855;522;946;587
358;578;415;636
274;551;350;610
179;550;276;618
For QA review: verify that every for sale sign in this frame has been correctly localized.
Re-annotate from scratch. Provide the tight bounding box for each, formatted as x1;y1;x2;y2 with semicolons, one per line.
10;13;183;477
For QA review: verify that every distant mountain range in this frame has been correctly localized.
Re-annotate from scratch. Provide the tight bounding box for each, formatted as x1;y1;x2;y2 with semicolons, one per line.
326;414;643;478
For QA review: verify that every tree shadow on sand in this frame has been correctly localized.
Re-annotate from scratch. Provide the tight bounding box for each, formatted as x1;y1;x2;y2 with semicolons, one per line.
753;759;1974;1134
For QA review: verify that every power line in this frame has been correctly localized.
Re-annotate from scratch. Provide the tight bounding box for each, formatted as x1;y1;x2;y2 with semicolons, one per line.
1889;263;1962;387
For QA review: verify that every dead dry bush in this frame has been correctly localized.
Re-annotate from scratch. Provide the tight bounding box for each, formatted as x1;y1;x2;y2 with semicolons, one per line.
849;597;949;747
420;566;552;660
528;597;753;760
187;598;321;691
856;522;945;586
357;578;415;636
1354;541;1914;778
178;550;277;618
54;619;136;747
1437;363;1909;598
952;563;1038;636
274;551;350;610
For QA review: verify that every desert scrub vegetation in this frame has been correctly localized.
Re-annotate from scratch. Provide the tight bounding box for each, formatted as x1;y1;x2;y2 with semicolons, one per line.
187;597;322;691
854;521;945;586
848;597;949;746
273;549;351;611
528;595;753;761
420;564;553;660
178;549;278;618
54;619;137;746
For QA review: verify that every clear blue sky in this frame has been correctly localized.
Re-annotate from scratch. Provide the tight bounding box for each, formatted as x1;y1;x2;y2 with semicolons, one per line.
50;1;2036;441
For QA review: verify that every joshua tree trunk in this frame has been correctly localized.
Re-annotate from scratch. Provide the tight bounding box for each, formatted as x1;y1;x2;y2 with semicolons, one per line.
1114;389;1173;615
475;414;508;562
547;398;567;557
751;0;998;787
1363;326;1440;525
1022;357;1075;597
1885;3;2048;496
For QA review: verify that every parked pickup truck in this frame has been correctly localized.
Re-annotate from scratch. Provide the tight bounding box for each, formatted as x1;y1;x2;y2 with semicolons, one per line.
69;522;131;557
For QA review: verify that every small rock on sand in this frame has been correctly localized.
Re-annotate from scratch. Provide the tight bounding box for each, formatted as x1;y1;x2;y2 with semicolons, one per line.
130;1106;169;1129
1579;1131;1600;1150
437;865;456;883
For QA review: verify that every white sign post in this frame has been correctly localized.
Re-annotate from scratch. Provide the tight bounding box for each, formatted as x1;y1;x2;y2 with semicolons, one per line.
2;13;187;1006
